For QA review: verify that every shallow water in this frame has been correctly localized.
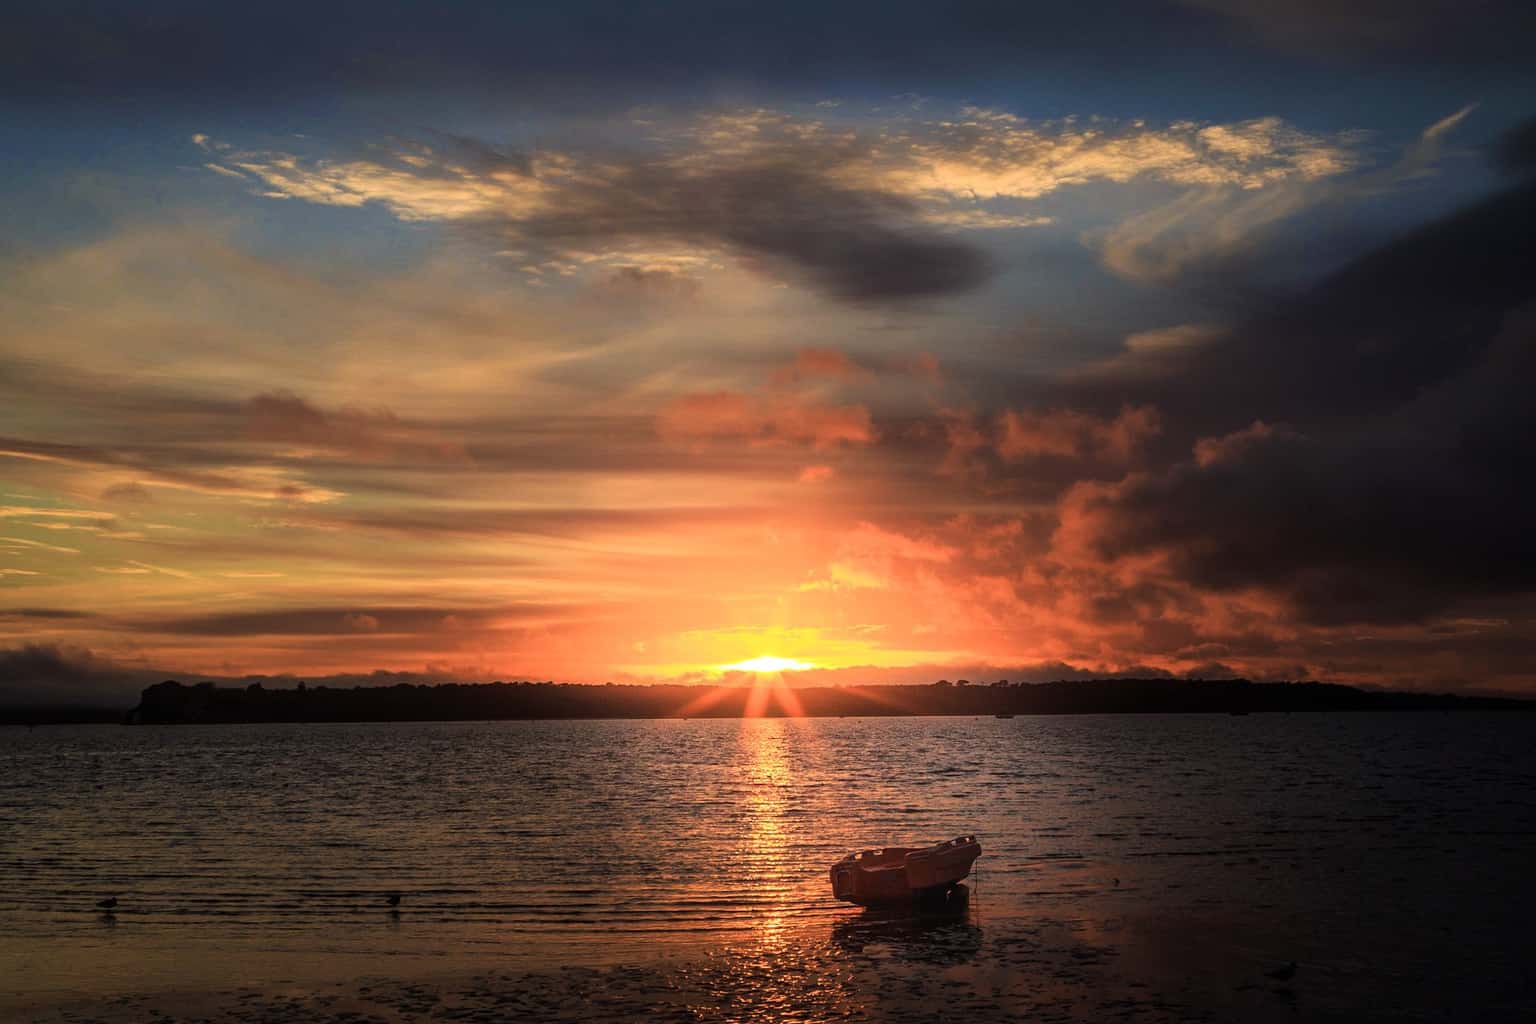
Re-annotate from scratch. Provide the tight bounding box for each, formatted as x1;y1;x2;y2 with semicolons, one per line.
3;713;1534;1018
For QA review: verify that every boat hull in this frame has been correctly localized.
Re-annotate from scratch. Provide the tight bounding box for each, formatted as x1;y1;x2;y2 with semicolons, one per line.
829;836;981;906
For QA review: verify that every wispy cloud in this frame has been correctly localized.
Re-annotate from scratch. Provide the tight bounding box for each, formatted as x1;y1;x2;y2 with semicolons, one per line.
1;535;80;555
1097;106;1473;284
203;106;1362;302
0;437;344;504
879;110;1358;198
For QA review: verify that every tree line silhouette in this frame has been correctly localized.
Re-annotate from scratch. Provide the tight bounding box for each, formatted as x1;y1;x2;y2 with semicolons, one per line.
124;677;1531;724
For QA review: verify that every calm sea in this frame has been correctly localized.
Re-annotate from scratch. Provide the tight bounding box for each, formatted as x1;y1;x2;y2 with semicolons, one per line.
3;713;1534;1017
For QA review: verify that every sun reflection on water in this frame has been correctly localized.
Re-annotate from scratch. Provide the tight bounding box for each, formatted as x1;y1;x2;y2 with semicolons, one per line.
740;719;793;947
720;719;984;1019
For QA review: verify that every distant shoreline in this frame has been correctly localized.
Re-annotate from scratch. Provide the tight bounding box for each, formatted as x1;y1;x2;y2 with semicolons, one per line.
4;677;1525;726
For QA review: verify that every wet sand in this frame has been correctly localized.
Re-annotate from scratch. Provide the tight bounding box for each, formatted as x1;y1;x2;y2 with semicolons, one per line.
4;910;1367;1024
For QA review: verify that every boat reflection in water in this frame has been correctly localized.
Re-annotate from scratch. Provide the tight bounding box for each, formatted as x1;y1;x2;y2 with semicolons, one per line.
830;884;982;965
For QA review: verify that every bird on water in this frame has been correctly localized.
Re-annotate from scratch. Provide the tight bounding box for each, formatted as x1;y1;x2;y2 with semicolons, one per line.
96;897;118;911
385;893;402;908
1267;961;1298;983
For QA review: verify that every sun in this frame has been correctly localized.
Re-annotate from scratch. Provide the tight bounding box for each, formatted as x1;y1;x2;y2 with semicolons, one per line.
722;655;814;674
669;649;819;718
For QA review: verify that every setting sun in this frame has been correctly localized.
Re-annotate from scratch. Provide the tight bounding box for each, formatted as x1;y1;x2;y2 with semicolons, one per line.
722;656;815;674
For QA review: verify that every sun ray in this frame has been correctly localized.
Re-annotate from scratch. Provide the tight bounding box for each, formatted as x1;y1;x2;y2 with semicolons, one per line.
673;684;736;718
744;677;773;717
836;684;918;714
770;677;804;717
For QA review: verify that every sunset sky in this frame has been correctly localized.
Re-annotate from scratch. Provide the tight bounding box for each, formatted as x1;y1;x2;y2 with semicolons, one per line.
3;1;1536;705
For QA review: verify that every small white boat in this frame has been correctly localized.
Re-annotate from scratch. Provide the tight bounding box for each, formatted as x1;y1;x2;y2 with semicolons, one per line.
828;835;981;906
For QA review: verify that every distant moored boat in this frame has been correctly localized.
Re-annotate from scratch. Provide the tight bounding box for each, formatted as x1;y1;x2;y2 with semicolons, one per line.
829;835;981;906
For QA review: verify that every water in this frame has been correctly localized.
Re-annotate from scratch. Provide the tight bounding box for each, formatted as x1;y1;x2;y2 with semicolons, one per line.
3;713;1535;1018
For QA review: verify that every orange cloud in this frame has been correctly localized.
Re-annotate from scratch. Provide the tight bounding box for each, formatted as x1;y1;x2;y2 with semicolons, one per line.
657;391;874;449
771;347;868;385
998;405;1161;462
1193;420;1297;467
798;464;835;483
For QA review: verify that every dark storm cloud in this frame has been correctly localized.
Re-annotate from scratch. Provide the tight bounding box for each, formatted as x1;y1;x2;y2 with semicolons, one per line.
1067;376;1536;625
15;1;1534;105
1;1;1249;101
1491;114;1536;175
1179;0;1536;62
0;643;161;708
507;159;991;302
1073;174;1536;430
1057;165;1536;625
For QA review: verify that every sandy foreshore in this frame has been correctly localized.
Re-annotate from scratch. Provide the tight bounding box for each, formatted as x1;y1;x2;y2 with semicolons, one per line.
1;962;1242;1024
5;912;1334;1024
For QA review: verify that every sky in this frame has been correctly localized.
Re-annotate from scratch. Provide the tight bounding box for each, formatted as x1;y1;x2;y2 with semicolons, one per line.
3;1;1536;706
